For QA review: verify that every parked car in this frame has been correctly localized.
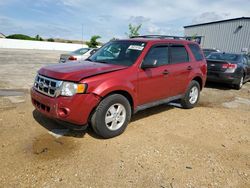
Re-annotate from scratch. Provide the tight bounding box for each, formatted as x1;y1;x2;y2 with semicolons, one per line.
59;48;98;63
203;48;220;57
206;52;250;89
31;35;207;138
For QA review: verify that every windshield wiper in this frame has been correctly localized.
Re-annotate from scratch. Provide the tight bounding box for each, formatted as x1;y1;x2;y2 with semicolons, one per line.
86;58;108;64
95;61;108;64
85;58;93;62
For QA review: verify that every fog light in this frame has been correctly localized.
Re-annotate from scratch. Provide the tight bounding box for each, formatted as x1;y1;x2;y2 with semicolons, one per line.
58;107;70;117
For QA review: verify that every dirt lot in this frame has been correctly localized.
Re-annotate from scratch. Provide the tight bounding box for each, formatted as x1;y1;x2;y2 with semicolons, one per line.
0;49;250;188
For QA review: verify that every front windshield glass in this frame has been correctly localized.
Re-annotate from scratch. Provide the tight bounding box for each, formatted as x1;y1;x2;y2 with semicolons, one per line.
72;48;90;55
203;51;212;57
89;41;146;66
207;53;240;61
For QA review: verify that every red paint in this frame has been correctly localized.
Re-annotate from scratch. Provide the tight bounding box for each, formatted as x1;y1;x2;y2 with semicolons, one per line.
31;88;100;125
38;61;127;81
31;39;207;127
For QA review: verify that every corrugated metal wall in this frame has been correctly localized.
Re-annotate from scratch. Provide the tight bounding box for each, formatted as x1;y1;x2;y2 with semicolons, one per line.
184;19;250;53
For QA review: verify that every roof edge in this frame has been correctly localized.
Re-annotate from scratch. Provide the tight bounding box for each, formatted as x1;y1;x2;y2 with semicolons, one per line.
184;17;250;28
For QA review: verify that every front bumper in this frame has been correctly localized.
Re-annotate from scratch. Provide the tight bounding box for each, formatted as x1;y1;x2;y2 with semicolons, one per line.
207;71;240;85
31;88;100;126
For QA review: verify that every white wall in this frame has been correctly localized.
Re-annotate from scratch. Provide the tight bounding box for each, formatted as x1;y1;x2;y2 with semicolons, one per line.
0;38;88;51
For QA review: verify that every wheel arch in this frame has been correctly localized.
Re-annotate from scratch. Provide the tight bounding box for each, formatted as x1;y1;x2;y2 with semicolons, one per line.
88;89;135;127
192;76;203;90
102;90;135;113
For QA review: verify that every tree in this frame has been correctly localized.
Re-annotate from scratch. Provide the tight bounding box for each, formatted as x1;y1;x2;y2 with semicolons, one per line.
125;23;142;38
35;35;40;40
6;34;34;40
47;38;55;42
35;34;43;41
86;35;101;48
109;37;119;42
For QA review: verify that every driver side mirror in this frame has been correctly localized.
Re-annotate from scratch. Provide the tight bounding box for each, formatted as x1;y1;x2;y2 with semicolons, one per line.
141;59;158;69
90;49;97;55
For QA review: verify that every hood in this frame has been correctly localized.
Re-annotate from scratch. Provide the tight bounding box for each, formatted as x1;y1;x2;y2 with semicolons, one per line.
38;61;127;82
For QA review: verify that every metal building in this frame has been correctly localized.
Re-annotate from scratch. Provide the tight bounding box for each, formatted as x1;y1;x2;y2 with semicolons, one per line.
184;17;250;53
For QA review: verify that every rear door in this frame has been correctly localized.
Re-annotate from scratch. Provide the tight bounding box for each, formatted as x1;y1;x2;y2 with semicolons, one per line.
166;44;193;96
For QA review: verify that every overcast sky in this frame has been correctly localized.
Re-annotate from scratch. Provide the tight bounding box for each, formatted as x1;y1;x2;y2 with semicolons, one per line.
0;0;250;42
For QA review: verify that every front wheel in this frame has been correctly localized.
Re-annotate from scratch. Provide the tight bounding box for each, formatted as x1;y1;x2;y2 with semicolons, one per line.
91;94;131;138
181;80;200;109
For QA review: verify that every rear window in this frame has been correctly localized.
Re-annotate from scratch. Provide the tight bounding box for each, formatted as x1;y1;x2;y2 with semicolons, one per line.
207;53;240;61
188;44;204;61
170;45;189;63
72;48;90;55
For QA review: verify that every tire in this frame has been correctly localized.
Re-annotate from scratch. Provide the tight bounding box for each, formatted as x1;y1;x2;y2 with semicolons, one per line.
181;80;200;109
234;75;244;90
91;94;131;138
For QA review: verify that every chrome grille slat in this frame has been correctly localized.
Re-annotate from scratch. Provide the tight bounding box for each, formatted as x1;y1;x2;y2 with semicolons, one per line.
34;75;62;97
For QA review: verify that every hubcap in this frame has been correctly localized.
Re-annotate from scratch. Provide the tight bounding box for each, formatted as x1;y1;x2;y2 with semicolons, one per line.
105;103;126;131
189;86;199;104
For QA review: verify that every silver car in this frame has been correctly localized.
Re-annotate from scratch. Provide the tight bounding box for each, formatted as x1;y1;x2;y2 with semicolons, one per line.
59;48;98;63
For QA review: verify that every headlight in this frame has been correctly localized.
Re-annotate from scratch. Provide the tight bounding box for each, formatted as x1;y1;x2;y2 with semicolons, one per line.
60;82;87;96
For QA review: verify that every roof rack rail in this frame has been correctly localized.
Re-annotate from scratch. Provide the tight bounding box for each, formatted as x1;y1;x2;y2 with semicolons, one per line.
130;35;186;40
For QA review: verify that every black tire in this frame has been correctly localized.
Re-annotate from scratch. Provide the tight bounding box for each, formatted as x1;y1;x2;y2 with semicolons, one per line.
181;80;200;109
234;75;244;90
91;94;131;138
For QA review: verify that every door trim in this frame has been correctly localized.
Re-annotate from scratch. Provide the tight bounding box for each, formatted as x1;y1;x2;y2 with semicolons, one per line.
134;94;183;113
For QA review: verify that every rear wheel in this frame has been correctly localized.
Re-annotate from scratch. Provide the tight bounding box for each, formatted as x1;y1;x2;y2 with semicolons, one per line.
91;94;131;138
181;80;200;109
234;75;244;90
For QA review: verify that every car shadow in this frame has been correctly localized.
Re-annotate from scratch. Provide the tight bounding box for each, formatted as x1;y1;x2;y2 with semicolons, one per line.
33;103;178;139
32;110;87;138
131;103;176;122
205;82;232;90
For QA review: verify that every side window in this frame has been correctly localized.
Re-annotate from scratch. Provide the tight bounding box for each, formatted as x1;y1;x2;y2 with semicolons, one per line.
143;46;169;67
242;57;247;64
188;43;204;61
248;56;250;65
170;45;189;64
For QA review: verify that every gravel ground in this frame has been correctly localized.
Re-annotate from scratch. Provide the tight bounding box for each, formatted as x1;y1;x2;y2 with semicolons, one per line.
0;49;249;188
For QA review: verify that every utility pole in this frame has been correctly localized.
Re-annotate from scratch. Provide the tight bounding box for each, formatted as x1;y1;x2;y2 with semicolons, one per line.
81;24;84;47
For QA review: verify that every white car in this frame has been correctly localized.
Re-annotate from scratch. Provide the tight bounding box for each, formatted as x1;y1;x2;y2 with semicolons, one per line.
59;48;98;63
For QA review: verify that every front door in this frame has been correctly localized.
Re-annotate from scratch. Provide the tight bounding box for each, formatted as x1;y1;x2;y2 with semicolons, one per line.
137;45;172;105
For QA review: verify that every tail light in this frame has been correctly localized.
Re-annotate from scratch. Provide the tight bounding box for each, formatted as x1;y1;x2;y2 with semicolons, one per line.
68;56;77;61
222;63;237;73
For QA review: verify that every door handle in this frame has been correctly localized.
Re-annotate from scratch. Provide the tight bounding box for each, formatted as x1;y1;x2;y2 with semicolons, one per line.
162;70;169;75
187;66;193;70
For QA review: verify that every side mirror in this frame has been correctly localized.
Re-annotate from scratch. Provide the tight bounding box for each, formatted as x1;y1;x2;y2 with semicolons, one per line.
141;60;158;69
90;49;97;55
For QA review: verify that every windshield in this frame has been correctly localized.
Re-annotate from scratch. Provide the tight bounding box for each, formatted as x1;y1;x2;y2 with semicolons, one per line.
89;41;146;66
207;53;240;61
72;48;90;55
204;51;212;57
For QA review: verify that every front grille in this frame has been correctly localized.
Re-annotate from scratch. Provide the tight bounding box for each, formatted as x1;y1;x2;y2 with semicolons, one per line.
34;75;62;97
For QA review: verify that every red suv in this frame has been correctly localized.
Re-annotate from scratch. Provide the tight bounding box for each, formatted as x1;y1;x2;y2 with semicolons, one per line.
31;35;207;138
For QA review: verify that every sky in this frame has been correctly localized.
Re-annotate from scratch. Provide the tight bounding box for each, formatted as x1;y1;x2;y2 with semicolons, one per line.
0;0;250;42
